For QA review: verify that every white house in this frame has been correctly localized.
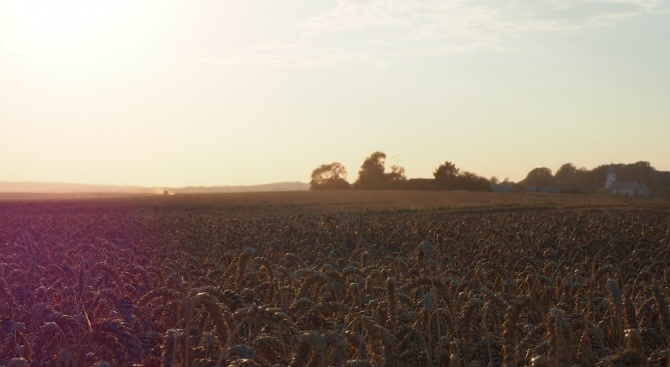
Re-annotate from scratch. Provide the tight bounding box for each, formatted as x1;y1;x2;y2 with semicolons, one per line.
605;166;650;197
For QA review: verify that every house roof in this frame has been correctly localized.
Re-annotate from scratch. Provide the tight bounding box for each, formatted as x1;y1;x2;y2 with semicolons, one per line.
636;184;650;192
609;181;642;190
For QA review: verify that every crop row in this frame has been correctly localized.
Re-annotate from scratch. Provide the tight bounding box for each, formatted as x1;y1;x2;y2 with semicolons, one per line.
0;203;669;366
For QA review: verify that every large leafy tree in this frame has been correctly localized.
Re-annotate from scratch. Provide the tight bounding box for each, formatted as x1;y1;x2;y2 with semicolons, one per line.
458;171;491;191
354;151;406;189
554;163;590;192
522;167;556;187
433;161;460;189
433;161;490;191
387;164;407;189
310;162;351;190
554;163;578;186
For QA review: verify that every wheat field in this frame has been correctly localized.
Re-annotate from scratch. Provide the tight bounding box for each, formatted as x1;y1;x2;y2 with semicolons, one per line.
0;191;669;366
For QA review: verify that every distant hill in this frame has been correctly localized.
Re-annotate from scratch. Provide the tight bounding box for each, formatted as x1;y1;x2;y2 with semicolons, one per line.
172;182;309;193
0;181;155;194
0;181;309;194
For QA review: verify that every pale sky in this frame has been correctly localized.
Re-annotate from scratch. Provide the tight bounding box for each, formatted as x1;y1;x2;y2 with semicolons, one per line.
1;0;669;187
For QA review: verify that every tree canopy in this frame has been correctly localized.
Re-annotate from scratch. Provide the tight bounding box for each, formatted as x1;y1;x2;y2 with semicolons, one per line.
518;161;670;196
433;161;490;191
554;163;578;186
310;154;670;197
522;167;555;187
433;161;460;189
354;151;407;189
309;162;351;190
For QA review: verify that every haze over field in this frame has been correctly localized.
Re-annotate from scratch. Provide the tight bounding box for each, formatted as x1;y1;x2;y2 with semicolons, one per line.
2;1;669;188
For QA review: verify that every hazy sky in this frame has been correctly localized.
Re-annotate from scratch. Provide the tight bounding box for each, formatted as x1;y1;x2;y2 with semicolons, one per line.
2;0;669;187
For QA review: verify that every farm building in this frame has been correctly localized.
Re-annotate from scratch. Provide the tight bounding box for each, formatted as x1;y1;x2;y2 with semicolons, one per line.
491;184;515;193
604;165;650;197
608;181;650;197
526;186;562;193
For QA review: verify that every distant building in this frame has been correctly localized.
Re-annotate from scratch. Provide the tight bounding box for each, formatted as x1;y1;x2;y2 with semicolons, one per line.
526;186;562;194
605;166;617;189
491;184;515;193
407;178;437;190
605;165;650;197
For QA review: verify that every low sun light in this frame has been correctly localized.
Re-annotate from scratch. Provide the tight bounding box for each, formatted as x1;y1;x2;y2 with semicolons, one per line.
4;1;162;70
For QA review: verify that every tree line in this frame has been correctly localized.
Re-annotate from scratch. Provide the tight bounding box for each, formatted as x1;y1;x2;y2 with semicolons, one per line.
310;151;491;191
310;152;670;198
520;161;670;197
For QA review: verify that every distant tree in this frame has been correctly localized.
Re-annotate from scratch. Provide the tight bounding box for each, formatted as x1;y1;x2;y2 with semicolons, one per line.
657;186;670;200
354;151;407;189
433;161;489;191
433;161;460;190
355;152;387;189
489;176;500;185
612;161;654;184
554;162;590;193
387;165;408;189
571;166;591;193
310;162;351;190
582;161;660;194
652;171;670;196
553;162;665;194
555;163;577;186
458;171;491;191
522;167;556;187
630;161;654;184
